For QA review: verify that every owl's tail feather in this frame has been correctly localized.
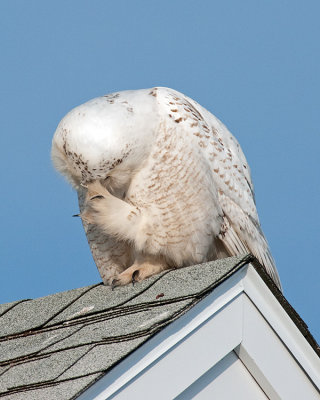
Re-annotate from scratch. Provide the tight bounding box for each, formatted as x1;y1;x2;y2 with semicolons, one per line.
219;216;282;290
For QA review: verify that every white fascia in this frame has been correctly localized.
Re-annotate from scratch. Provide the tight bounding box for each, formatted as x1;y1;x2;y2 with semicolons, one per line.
238;266;320;396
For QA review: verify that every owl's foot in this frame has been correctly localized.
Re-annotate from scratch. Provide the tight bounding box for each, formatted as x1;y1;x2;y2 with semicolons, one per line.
111;257;170;288
87;180;109;200
79;181;109;224
79;180;141;243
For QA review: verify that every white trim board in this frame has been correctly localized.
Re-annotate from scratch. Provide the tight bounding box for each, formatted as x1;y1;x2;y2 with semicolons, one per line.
78;264;320;400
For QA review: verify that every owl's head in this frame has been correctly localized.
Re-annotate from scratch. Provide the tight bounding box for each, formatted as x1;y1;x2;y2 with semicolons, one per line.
52;90;158;188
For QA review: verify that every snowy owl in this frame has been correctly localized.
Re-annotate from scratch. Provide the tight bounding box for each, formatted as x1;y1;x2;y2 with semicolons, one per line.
51;87;281;289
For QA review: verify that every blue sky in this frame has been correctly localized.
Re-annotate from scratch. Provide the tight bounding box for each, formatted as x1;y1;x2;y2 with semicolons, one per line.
1;1;319;342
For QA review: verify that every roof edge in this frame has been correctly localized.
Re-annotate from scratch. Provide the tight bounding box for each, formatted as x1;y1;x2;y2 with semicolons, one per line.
248;257;320;357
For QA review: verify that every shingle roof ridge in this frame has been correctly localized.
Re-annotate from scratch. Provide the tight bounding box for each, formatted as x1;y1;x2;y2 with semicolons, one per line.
0;255;251;344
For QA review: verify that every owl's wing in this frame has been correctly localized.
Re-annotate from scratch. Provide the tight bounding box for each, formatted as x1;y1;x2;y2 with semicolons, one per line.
198;106;282;289
217;190;281;289
160;88;281;289
207;129;281;289
77;186;131;284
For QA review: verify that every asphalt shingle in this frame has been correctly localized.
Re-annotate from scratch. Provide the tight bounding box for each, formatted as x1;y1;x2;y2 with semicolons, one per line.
45;271;168;327
0;325;81;364
0;285;98;337
1;374;102;400
1;346;93;391
59;338;147;380
0;301;28;319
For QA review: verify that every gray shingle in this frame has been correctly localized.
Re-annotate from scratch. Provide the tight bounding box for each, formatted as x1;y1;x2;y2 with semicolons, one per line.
0;325;81;364
1;374;102;400
0;285;98;337
44;299;191;353
45;272;168;327
59;338;147;380
0;300;29;318
1;345;93;391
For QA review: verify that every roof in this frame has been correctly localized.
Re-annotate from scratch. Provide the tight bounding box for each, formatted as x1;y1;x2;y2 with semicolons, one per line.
0;254;319;399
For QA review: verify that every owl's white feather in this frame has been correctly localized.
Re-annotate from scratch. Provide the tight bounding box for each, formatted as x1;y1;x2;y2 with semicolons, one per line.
52;87;281;289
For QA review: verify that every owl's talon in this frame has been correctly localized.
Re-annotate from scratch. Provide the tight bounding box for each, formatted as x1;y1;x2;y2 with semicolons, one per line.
90;195;104;200
132;270;139;285
111;279;119;290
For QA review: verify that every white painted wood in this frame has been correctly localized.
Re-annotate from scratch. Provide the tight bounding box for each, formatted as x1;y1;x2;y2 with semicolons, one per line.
235;344;280;400
174;351;268;400
243;266;320;390
110;296;243;399
238;294;320;399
